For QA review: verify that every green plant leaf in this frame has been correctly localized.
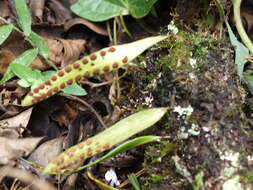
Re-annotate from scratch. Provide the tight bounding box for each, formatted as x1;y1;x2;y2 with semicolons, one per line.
192;171;204;190
126;0;159;18
28;31;50;59
87;171;119;190
226;22;249;79
17;78;32;88
74;136;160;173
104;0;127;8
0;24;13;45
14;0;31;36
0;48;38;84
104;0;158;18
71;0;128;22
129;173;141;190
62;83;87;96
10;63;38;83
21;35;167;106
44;107;167;174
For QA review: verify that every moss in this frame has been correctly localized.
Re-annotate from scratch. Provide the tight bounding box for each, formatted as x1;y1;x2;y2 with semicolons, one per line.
117;21;253;189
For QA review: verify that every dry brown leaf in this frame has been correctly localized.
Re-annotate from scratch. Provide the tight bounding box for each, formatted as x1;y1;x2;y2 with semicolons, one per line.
0;32;47;71
28;137;64;167
49;0;72;24
0;108;33;138
0;50;16;75
64;18;108;36
0;0;11;18
0;137;43;165
0;86;27;107
30;0;45;22
45;38;86;66
0;166;56;190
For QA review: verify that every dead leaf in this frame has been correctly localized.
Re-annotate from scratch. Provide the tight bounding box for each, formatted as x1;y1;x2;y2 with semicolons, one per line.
0;31;47;71
0;0;11;18
0;166;56;190
0;137;43;165
28;137;64;167
0;50;16;75
30;0;45;22
0;108;33;138
0;86;27;108
45;38;86;66
51;103;77;126
49;0;72;24
64;18;108;36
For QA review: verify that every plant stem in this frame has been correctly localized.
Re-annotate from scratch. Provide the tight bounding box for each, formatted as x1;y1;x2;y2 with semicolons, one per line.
119;14;133;39
0;16;22;33
106;21;113;42
232;0;253;54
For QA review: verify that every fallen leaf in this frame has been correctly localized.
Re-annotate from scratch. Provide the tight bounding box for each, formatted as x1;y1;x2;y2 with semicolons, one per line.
0;50;16;75
30;0;45;22
64;18;108;36
49;0;72;24
45;38;86;66
28;137;64;167
0;108;33;138
0;166;56;190
0;137;43;165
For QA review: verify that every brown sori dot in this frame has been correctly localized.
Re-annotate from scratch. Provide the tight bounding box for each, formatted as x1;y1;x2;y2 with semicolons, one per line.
109;47;116;52
51;75;57;81
102;143;110;150
112;62;119;68
34;96;41;102
78;143;85;150
46;90;53;97
28;92;33;96
82;59;88;64
38;84;45;90
75;75;82;81
100;51;106;56
95;146;101;153
80;153;85;160
58;71;64;77
65;67;72;73
85;139;93;145
87;148;93;156
34;88;40;93
103;65;110;72
91;63;95;66
41;93;47;99
53;87;59;93
122;56;128;63
93;69;100;75
45;80;51;86
60;83;66;89
83;71;90;78
67;79;73;85
73;63;80;69
90;54;97;60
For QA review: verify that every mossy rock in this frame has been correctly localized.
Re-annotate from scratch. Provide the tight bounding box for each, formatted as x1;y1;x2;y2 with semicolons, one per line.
119;27;253;190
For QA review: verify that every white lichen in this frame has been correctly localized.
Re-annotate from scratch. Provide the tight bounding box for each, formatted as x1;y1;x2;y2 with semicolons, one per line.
167;21;179;35
173;105;194;118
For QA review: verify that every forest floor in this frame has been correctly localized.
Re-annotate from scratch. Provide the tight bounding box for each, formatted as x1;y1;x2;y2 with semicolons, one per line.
0;0;253;190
